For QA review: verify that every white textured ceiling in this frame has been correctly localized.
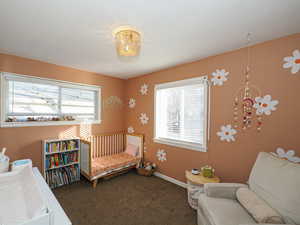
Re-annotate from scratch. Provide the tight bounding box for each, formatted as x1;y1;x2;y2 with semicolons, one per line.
0;0;300;79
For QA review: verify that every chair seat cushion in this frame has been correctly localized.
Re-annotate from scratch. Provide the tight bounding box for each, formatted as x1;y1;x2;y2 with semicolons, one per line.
91;153;140;177
199;193;256;225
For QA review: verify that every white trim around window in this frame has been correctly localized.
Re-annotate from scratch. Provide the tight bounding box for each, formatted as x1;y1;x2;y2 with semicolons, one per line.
0;72;102;127
153;76;210;152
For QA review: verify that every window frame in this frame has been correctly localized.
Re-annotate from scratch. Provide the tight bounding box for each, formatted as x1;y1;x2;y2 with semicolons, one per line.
153;76;210;152
0;72;101;127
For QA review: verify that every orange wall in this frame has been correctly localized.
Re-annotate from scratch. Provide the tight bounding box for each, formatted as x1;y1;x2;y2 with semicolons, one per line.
1;34;299;183
125;33;300;183
0;54;126;169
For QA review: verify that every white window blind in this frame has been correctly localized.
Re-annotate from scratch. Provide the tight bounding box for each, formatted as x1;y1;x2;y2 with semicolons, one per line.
8;80;59;115
61;87;96;119
1;73;101;127
154;77;209;151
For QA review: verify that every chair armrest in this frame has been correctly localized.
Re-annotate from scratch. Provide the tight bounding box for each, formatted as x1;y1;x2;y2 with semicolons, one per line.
204;183;248;199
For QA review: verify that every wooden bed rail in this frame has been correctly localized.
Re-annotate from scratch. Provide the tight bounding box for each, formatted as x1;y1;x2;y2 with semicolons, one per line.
83;132;125;159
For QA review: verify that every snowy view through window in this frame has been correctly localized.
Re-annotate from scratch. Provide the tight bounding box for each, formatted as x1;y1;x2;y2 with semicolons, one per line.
6;78;99;123
156;83;205;145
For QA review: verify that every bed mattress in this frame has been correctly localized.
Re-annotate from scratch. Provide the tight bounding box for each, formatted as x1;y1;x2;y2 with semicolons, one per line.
91;153;140;177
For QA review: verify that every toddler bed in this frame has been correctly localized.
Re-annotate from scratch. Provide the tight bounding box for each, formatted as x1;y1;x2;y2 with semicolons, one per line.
80;133;143;188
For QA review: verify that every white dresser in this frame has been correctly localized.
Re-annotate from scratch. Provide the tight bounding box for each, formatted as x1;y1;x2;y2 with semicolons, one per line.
33;167;71;225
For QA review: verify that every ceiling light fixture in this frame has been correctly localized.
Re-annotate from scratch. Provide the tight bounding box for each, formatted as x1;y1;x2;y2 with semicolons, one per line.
113;26;141;57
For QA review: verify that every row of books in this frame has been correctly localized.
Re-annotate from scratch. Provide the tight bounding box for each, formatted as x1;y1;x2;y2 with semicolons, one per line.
45;140;78;153
45;152;78;169
45;165;80;189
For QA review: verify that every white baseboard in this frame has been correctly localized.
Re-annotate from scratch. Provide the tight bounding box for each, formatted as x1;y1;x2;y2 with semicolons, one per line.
154;172;187;189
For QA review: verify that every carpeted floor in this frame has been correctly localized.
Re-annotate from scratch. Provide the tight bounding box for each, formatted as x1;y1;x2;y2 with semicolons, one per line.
53;171;197;225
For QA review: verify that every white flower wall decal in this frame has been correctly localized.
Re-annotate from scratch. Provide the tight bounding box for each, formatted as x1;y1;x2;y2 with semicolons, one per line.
217;125;237;142
127;126;134;134
283;49;300;74
211;69;229;86
128;98;136;108
253;95;279;116
272;148;300;163
156;149;167;162
140;84;148;95
139;113;149;125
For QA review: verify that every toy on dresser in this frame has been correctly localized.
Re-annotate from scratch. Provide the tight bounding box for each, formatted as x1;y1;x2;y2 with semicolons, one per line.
0;147;9;173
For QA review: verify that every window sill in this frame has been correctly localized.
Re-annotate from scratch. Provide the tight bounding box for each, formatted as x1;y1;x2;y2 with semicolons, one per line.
153;137;207;152
0;120;101;128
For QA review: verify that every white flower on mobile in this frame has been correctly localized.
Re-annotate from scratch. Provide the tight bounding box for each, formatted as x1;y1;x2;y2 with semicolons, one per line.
211;69;229;86
217;125;237;142
283;49;300;74
140;84;148;95
253;95;279;116
128;98;136;108
139;113;149;125
127;126;134;134
156;149;167;162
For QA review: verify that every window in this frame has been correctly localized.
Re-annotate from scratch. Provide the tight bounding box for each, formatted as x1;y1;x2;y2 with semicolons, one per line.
154;76;209;151
0;72;101;127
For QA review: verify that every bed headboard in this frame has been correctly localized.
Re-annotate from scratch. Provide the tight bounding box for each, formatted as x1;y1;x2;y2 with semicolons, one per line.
126;133;144;158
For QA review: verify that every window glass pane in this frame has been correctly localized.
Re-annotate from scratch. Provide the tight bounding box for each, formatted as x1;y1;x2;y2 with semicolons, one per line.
61;88;95;107
61;106;95;114
10;104;58;114
183;85;204;143
156;83;205;145
61;88;96;117
5;76;99;123
8;80;59;114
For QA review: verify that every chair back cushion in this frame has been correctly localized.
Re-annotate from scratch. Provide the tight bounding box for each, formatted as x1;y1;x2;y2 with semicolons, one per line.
249;152;300;224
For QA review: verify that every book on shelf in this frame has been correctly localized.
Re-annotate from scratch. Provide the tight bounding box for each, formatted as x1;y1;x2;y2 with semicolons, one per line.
61;140;78;151
45;151;79;169
45;165;80;189
45;140;79;153
43;138;80;188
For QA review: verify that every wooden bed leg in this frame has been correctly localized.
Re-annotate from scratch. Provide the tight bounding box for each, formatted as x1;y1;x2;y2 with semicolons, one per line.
92;179;97;188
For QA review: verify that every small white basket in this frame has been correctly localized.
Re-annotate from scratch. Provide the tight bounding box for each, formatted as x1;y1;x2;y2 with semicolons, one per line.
0;156;9;173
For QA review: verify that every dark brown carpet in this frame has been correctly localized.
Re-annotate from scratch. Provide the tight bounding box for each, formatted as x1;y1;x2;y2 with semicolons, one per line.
54;171;197;225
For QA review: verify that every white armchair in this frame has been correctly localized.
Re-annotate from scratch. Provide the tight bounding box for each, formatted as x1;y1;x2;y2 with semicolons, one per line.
197;152;300;225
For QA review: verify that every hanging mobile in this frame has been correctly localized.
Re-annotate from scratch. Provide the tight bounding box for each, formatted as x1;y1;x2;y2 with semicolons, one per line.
232;33;262;132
